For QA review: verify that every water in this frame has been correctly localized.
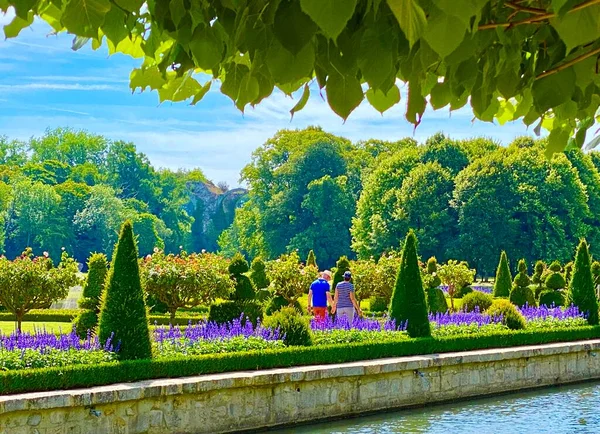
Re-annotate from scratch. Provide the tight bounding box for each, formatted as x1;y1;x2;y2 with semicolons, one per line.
272;381;600;433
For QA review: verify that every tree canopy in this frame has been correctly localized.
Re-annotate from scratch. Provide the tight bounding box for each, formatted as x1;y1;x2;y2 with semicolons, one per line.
3;0;600;154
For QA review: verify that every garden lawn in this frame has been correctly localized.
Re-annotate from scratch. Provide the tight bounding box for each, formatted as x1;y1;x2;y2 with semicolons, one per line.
0;322;70;334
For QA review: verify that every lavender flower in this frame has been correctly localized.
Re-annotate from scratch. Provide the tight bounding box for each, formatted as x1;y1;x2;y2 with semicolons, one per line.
518;303;585;321
0;325;115;353
309;314;406;332
429;307;503;327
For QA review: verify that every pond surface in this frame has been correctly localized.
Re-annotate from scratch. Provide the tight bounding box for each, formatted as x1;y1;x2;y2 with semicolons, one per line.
272;381;600;434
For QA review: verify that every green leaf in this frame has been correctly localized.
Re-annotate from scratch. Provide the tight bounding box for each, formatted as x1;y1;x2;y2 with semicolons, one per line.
430;81;451;110
290;83;310;119
326;71;363;120
62;0;111;38
433;0;487;27
551;6;600;52
274;0;317;55
39;2;64;32
532;68;576;112
387;0;427;48
3;11;33;38
113;0;143;12
169;0;186;28
191;80;212;106
158;74;201;103
406;80;426;125
189;26;223;70
11;0;36;19
358;24;395;89
552;0;579;17
266;38;314;85
130;66;166;92
299;0;358;40
545;125;571;158
221;63;250;106
101;6;128;45
235;74;260;111
366;85;400;113
72;36;90;51
424;8;466;58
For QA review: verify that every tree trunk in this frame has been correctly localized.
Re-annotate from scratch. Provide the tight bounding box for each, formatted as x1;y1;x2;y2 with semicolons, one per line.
16;312;23;333
169;309;177;323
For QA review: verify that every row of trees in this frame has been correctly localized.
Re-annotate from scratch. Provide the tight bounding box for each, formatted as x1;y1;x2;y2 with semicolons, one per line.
0;128;229;263
221;128;600;275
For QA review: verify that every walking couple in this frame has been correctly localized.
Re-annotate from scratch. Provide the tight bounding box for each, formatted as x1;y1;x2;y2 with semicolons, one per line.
307;270;362;322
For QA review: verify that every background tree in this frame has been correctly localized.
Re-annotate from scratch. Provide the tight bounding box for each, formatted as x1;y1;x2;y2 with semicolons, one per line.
98;222;152;360
437;260;476;312
349;259;378;303
389;231;430;337
267;252;317;307
567;240;599;325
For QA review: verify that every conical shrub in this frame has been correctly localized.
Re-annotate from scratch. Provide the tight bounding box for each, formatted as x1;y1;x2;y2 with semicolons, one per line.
98;221;152;360
389;231;430;337
74;253;108;338
567;239;599;325
493;251;512;297
332;256;351;290
306;250;317;269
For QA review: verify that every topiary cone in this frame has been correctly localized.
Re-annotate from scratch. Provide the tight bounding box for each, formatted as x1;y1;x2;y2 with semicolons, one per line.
389;230;430;337
567;239;599;325
306;250;317;269
98;221;152;360
332;256;351;291
493;251;512;297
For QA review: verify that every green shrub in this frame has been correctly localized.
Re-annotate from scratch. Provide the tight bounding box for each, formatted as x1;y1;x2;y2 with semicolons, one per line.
249;257;270;290
538;290;565;308
423;257;442;289
229;253;255;301
3;327;600;395
549;261;562;272
368;296;388;312
426;287;448;314
487;299;526;330
263;307;312;346
493;251;512;297
306;250;317;268
532;260;546;290
73;310;98;338
332;256;351;292
567;239;599;325
592;261;600;287
265;294;302;315
146;294;169;313
0;309;80;322
545;272;566;290
208;301;263;326
455;285;473;298
564;261;574;285
462;291;493;312
389;231;430;337
509;285;536;307
98;221;152;360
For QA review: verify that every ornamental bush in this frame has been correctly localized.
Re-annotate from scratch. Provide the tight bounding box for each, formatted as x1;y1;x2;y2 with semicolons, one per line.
389;231;430;338
423;257;442;289
426;287;448;314
509;286;536;307
368;296;388;313
267;252;317;306
265;295;302;315
567;239;599;325
487;299;526;330
74;253;108;338
462;291;493;313
306;250;317;268
455;285;473;298
592;261;600;287
98;221;152;360
250;257;270;290
229;253;255;301
208;300;263;326
332;256;351;292
564;261;574;285
538;290;565;308
263;307;312;346
545;261;566;290
532;260;546;297
493;251;512;298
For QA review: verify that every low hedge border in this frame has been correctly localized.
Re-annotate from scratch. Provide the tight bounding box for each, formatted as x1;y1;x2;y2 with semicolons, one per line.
0;310;206;326
2;326;600;395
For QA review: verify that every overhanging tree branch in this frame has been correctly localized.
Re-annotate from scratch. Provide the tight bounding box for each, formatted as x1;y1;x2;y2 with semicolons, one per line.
536;46;600;80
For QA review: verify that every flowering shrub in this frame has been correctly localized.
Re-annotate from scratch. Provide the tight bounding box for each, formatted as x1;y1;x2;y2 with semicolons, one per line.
267;252;318;306
141;250;234;321
0;248;80;331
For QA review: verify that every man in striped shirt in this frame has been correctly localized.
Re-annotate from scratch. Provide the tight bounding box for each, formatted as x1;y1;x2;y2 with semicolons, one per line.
332;271;362;322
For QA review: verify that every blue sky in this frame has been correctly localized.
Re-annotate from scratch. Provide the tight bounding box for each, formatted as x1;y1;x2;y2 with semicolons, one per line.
0;12;538;187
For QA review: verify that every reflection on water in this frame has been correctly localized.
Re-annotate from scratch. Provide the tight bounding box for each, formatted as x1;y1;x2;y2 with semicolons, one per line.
271;382;600;434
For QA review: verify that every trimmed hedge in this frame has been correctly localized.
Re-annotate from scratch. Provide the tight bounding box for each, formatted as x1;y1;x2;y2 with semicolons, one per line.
208;301;263;326
2;326;599;395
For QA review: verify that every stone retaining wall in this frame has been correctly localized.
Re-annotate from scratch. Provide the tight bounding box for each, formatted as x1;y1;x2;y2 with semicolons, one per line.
2;340;600;433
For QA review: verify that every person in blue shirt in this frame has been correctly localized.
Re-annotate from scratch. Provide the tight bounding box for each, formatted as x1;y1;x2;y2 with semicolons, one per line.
308;270;333;321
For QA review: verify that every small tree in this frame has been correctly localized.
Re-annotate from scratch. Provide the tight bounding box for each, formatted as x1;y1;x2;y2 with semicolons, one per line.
267;252;318;306
98;221;152;360
510;259;535;307
0;248;80;331
306;250;317;269
375;252;402;302
493;251;512;298
250;257;270;290
349;259;378;303
532;260;546;296
229;253;255;301
332;256;351;291
545;261;566;290
141;250;233;321
389;231;430;337
74;253;108;338
437;260;475;312
567;239;599;325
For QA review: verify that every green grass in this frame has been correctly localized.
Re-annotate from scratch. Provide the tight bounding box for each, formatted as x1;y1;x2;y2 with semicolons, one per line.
0;321;74;334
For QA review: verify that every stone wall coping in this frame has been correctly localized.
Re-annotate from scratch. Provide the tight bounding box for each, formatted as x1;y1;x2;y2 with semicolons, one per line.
2;339;600;415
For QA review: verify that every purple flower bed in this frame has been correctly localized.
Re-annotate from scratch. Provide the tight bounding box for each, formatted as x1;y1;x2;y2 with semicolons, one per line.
153;316;281;344
0;326;115;353
429;309;502;327
518;304;585;321
310;315;405;332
